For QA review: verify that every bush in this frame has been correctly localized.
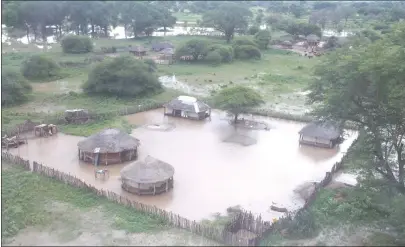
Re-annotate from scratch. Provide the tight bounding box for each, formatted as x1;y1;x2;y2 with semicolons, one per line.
144;59;157;72
21;55;61;81
248;26;260;35
101;46;117;54
175;39;209;61
205;51;222;66
82;56;162;97
234;45;261;60
254;30;271;50
61;35;94;54
1;70;32;106
232;38;258;48
208;45;234;63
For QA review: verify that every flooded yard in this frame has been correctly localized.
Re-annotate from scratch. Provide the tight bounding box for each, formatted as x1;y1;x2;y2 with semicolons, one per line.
9;109;357;222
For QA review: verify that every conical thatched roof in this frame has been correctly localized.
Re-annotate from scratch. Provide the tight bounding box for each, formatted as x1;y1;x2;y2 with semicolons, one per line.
298;121;341;140
164;95;210;113
120;156;174;184
77;128;140;153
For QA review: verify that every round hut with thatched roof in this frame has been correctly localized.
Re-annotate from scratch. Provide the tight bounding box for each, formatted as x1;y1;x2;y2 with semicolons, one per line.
120;155;174;195
77;128;140;165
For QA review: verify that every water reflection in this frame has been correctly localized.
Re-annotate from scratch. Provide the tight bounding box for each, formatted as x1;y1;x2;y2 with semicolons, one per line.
9;108;357;221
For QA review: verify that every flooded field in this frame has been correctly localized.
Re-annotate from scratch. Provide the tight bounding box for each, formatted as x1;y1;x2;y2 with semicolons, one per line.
9;109;357;222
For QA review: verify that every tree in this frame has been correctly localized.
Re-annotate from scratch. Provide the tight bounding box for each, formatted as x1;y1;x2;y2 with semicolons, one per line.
21;55;60;81
307;23;405;193
202;3;252;43
282;22;322;39
248;26;260;35
213;86;264;123
83;56;162;97
205;51;222;66
207;45;234;63
61;35;93;54
175;39;209;61
254;30;271;50
1;69;32;106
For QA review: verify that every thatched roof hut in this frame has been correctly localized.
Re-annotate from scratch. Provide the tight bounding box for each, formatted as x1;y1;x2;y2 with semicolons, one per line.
163;96;211;120
306;34;321;42
120;156;175;195
158;48;175;60
152;42;174;52
77;128;140;165
281;40;293;49
298;121;342;148
129;46;147;56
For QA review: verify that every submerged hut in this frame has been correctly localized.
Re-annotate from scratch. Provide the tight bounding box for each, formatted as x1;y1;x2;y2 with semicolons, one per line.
151;42;174;52
77;128;140;165
298;121;342;148
120;155;175;195
129;46;147;57
163;95;211;120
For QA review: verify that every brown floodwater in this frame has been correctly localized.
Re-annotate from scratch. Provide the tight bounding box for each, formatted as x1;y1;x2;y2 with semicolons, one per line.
9;108;357;222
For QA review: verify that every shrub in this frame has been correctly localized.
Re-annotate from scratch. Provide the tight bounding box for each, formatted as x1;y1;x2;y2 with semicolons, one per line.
1;70;32;106
144;59;157;72
248;26;260;35
234;45;261;60
21;55;61;81
61;35;94;54
205;51;222;66
82;56;162;97
175;39;209;61
101;46;117;54
208;45;234;63
232;38;258;48
254;30;271;50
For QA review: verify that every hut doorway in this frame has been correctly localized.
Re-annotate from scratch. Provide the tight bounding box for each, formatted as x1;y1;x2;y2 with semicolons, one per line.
174;110;182;117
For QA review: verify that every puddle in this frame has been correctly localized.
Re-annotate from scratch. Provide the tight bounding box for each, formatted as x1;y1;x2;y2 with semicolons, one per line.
10;109;357;222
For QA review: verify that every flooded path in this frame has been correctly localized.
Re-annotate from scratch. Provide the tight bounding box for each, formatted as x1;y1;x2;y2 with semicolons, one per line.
10;109;357;222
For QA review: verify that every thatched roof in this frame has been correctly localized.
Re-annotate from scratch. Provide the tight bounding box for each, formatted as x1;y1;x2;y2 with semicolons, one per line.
299;121;341;140
306;34;320;42
77;128;140;153
163;96;210;113
152;42;174;50
120;155;175;184
129;46;147;53
160;48;175;55
281;40;293;46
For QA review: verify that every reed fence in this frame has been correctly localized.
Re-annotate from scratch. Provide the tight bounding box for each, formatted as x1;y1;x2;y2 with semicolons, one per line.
1;135;359;246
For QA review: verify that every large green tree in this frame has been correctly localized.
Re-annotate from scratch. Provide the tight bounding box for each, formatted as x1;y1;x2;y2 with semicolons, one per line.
1;70;32;106
307;23;405;193
83;56;162;97
202;3;252;43
214;86;264;123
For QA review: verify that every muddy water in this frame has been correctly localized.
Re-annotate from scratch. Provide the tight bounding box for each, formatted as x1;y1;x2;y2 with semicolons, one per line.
10;109;357;222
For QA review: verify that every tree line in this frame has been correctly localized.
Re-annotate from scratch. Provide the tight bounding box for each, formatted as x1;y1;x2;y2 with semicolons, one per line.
2;1;177;41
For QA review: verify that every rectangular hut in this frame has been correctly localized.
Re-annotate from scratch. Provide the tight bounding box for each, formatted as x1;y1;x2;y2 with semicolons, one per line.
298;121;342;148
129;46;147;57
151;42;174;52
163;96;211;120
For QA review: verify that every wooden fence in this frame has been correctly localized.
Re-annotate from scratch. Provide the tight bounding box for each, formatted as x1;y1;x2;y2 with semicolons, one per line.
2;120;41;137
0;136;360;246
2;152;259;246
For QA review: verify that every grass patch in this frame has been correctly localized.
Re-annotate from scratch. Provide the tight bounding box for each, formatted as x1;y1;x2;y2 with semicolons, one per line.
1;165;167;241
172;12;202;23
59;118;133;137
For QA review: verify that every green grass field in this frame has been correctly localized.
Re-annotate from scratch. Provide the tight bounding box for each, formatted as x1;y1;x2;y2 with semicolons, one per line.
1;164;167;241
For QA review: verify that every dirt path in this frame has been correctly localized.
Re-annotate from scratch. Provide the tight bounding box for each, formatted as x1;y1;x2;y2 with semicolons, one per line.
3;201;222;246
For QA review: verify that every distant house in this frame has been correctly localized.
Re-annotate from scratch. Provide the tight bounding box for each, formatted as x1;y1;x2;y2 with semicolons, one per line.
163;96;211;120
129;46;147;57
298;121;342;148
306;34;321;50
151;42;174;52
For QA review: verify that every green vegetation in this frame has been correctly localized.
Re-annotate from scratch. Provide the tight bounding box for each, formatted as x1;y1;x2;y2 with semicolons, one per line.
61;35;94;54
83;56;162;97
1;70;32;107
1;165;166;241
59;118;133;137
213;86;264;123
21;55;61;81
